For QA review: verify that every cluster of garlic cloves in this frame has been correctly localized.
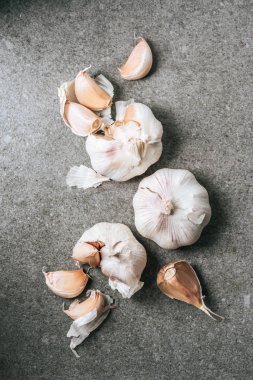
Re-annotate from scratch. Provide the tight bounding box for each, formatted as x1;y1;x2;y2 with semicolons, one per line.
77;223;147;298
133;168;211;249
43;268;88;298
63;290;114;358
157;261;223;321
118;38;153;80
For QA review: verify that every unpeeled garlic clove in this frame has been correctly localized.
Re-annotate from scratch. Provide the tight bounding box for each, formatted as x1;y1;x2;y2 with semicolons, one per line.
43;268;88;298
157;261;223;321
72;242;101;267
75;67;112;111
63;289;105;320
133;168;211;249
64;100;101;137
118;38;153;80
64;290;114;357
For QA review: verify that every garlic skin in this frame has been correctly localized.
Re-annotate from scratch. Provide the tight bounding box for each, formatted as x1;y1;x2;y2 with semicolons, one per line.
66;165;110;189
78;223;147;298
72;242;101;267
85;100;163;181
133;168;211;249
75;67;113;111
118;38;153;80
64;290;113;357
157;261;223;321
43;268;88;298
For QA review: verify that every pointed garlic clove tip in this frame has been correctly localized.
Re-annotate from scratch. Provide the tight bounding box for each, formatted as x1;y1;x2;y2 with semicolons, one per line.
43;268;88;298
118;38;153;80
64;290;105;320
64;101;101;137
157;261;223;321
75;68;112;111
72;242;101;267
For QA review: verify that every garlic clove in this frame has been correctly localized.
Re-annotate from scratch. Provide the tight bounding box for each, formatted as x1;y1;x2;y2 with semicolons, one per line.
66;165;110;189
78;223;147;298
118;38;153;80
133;168;211;249
43;268;88;298
72;242;101;267
157;261;223;321
75;67;112;111
65;290;114;357
64;101;101;137
63;289;105;320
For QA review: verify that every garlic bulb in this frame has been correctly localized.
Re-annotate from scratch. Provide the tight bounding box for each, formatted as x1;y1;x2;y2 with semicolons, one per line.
75;67;113;111
118;38;153;80
72;241;101;267
64;290;113;357
157;261;223;321
133;168;211;249
85;100;163;181
43;268;88;298
77;223;147;298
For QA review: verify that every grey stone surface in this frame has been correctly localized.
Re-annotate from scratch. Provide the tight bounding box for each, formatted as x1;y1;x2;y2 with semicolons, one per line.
0;0;252;379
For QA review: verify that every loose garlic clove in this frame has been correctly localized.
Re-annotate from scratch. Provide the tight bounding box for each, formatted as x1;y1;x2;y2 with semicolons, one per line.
157;261;223;321
118;38;153;80
43;268;88;298
64;290;114;357
64;101;101;137
72;242;101;267
78;223;147;298
133;168;211;249
75;67;113;111
85;100;163;182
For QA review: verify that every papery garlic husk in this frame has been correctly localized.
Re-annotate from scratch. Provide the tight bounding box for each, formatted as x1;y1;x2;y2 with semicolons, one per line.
78;223;147;298
64;290;113;357
43;268;88;298
118;38;153;80
157;261;223;321
72;242;101;267
85;99;163;181
75;67;113;111
133;168;211;249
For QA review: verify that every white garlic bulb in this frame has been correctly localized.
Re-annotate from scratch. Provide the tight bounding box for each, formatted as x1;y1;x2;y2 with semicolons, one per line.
85;100;163;181
64;289;114;357
77;222;147;298
133;168;211;249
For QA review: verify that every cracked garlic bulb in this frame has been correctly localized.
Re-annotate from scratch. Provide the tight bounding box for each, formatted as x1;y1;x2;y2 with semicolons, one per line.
64;290;114;357
133;168;211;249
85;100;163;181
77;222;147;298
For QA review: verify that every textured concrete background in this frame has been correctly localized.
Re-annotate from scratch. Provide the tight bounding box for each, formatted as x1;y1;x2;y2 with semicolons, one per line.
0;0;252;379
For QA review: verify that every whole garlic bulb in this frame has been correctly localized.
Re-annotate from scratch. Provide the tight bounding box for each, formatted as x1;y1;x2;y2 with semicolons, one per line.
77;222;147;298
133;168;211;249
85;100;163;181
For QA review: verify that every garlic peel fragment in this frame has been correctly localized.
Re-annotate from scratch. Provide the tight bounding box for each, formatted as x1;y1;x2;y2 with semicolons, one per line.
118;38;153;80
66;165;110;189
43;268;88;298
133;168;211;249
157;261;223;321
65;290;113;357
78;223;147;298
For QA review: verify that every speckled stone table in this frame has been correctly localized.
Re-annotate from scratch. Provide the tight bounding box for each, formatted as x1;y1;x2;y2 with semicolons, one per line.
0;1;252;379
